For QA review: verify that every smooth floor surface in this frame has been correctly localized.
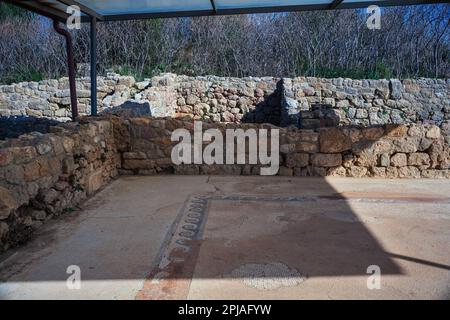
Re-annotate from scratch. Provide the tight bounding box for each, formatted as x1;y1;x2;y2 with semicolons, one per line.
0;176;449;299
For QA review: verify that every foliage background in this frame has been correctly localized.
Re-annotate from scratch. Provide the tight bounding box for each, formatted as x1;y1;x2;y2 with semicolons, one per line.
0;3;448;84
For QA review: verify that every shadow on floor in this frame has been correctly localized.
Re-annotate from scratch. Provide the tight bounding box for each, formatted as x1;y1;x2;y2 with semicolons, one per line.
1;175;450;299
144;180;402;281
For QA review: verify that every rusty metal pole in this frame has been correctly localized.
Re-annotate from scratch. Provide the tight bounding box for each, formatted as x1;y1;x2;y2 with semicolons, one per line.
90;16;97;116
53;19;78;120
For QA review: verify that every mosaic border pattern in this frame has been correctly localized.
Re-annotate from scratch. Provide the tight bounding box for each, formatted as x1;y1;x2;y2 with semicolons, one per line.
159;192;450;268
136;193;450;299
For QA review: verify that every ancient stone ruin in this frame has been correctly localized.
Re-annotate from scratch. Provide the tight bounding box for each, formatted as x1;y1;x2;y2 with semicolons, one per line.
1;73;449;132
0;74;449;253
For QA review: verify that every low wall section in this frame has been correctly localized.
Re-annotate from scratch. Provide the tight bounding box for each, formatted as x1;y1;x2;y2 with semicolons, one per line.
0;119;120;252
121;118;450;179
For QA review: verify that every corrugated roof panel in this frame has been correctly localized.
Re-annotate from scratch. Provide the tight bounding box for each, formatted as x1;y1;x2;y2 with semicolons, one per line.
5;0;446;21
76;0;214;15
215;0;332;10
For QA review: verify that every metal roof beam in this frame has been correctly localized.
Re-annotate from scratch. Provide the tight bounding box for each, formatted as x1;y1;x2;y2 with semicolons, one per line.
3;0;68;22
329;0;344;10
57;0;103;20
210;0;217;14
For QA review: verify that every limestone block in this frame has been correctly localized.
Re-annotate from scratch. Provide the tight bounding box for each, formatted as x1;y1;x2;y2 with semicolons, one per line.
390;153;407;167
408;153;430;167
319;128;352;153
311;153;342;167
123;152;147;160
393;137;419;153
361;126;385;141
278;166;293;176
398;166;421;178
389;79;403;100
385;124;408;137
295;141;318;153
0;149;13;166
23;161;41;182
0;186;17;220
285;153;309;168
86;170;104;195
348;166;368;178
426;125;441;139
379;153;390;167
372;167;387;178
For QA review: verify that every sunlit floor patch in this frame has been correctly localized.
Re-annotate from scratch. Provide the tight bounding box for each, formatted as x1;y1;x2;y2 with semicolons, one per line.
230;262;306;290
0;279;145;300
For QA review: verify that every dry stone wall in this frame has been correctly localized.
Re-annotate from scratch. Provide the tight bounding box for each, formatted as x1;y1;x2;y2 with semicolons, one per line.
0;73;281;124
0;74;140;121
120;117;450;179
167;75;281;125
0;119;120;252
2;74;448;137
282;77;450;132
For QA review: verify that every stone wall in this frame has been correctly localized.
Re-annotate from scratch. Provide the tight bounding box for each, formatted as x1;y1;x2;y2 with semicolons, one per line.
120;117;450;179
168;75;281;124
282;78;450;131
0;73;142;121
120;118;280;176
0;73;281;124
2;74;448;136
0;119;120;252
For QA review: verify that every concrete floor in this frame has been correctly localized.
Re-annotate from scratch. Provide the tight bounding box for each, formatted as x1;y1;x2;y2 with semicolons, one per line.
0;176;449;300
